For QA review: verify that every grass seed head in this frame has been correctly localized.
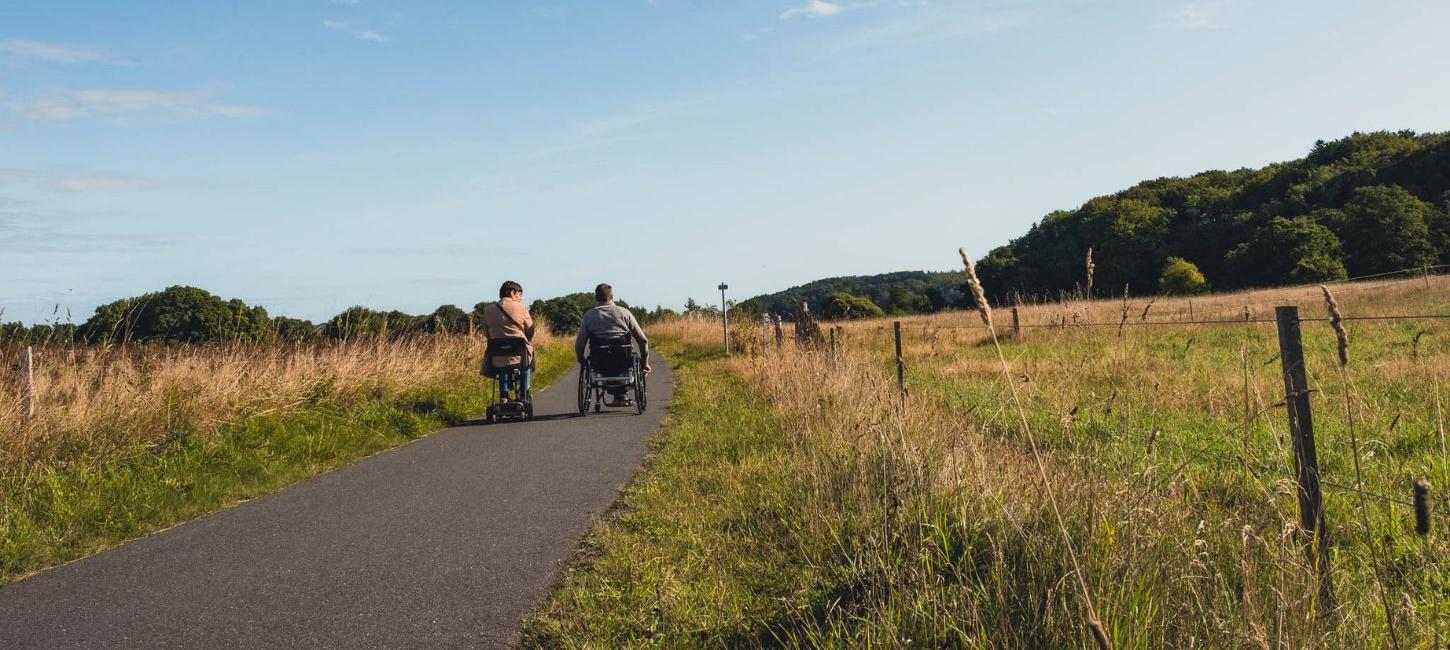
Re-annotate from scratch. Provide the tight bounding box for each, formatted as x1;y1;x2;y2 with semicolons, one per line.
959;248;993;329
1320;284;1349;366
1089;619;1111;650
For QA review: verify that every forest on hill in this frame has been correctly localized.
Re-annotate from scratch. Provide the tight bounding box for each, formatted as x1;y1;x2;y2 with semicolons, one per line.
745;130;1450;318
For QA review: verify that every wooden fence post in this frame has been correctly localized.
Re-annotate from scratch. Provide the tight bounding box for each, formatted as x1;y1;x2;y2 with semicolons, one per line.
1274;306;1334;614
20;346;35;422
773;314;784;349
1011;307;1021;339
893;321;906;401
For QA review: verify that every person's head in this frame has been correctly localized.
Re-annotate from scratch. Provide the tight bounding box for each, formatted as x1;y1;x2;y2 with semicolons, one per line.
594;283;613;303
499;280;523;300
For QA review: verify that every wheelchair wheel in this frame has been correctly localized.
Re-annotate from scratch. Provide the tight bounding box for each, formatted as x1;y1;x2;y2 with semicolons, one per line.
577;366;590;416
634;368;647;414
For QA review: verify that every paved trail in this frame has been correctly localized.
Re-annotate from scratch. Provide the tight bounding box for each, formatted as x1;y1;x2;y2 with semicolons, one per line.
0;354;673;649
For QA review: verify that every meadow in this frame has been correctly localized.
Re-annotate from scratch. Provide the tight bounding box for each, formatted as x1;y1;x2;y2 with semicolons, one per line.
0;329;573;585
528;274;1450;648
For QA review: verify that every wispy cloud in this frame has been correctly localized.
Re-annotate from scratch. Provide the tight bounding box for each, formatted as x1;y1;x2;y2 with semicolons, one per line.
782;0;844;19
816;3;1044;54
0;39;115;64
526;96;720;159
5;88;268;122
323;20;390;42
0;167;170;192
1176;0;1242;29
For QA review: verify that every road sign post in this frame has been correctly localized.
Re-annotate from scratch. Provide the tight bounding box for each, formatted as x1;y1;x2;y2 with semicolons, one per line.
718;283;729;356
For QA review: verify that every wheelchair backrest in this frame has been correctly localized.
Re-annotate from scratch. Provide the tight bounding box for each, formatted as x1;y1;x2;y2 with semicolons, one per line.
588;336;634;376
484;337;530;374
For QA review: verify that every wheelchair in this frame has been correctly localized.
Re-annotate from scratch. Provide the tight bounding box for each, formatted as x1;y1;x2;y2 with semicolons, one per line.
577;336;647;416
481;337;534;423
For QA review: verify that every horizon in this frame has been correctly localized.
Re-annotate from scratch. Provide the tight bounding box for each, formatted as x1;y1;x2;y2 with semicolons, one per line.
4;1;1450;325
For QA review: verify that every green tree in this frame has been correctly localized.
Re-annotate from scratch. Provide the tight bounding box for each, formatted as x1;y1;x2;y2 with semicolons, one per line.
79;286;272;342
326;306;391;339
1339;185;1436;275
886;285;927;314
531;293;598;333
272;317;319;341
1225;217;1348;285
426;305;469;334
822;292;884;320
1158;257;1210;295
1427;191;1450;264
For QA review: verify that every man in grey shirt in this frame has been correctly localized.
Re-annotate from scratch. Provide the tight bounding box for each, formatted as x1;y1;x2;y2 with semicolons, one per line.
576;283;651;405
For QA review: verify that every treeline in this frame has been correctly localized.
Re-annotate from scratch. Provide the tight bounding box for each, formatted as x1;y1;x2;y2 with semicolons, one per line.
529;293;675;333
741;271;970;320
1;285;677;345
746;130;1450;319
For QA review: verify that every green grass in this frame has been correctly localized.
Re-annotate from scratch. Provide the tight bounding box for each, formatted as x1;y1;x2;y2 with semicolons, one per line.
0;342;574;586
523;341;824;647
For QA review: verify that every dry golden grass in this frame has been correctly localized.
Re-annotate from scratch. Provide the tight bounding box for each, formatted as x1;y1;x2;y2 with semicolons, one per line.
0;327;558;481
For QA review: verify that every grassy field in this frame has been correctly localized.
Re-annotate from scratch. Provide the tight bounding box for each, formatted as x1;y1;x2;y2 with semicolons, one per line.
529;274;1450;648
0;330;573;585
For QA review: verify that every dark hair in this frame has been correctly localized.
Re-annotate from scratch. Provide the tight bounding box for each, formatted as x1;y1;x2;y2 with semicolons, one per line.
499;281;522;299
594;283;613;303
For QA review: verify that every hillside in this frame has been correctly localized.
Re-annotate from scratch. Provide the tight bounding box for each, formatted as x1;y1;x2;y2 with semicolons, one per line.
740;270;968;318
745;130;1450;317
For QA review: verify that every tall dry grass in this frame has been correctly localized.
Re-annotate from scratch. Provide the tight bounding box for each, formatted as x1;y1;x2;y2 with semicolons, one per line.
647;275;1450;646
1;328;557;483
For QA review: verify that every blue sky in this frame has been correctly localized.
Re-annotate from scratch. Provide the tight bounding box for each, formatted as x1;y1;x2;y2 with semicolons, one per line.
3;0;1448;324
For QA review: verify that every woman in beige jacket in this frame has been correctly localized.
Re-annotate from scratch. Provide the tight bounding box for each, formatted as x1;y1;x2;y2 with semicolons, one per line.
481;280;536;400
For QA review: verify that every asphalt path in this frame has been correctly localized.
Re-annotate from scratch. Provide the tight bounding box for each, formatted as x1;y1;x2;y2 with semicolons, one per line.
0;353;673;649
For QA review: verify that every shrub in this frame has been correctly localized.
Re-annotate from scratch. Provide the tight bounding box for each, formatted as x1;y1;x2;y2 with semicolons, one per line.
822;292;884;320
1158;257;1210;295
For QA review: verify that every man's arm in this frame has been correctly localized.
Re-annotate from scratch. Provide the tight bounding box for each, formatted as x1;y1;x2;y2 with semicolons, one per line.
626;311;650;368
574;317;589;364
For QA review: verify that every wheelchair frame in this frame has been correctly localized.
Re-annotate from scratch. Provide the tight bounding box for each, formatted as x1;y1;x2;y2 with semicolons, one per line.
577;343;647;416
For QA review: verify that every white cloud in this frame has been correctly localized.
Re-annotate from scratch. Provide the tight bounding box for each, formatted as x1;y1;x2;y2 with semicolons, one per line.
782;1;844;19
323;20;390;42
6;88;268;122
0;39;114;64
1176;0;1241;29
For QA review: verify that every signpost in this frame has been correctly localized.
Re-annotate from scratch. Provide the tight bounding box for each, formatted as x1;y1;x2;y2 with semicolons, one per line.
718;283;729;356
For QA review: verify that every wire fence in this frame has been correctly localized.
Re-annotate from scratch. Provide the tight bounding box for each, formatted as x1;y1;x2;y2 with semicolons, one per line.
747;276;1450;562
